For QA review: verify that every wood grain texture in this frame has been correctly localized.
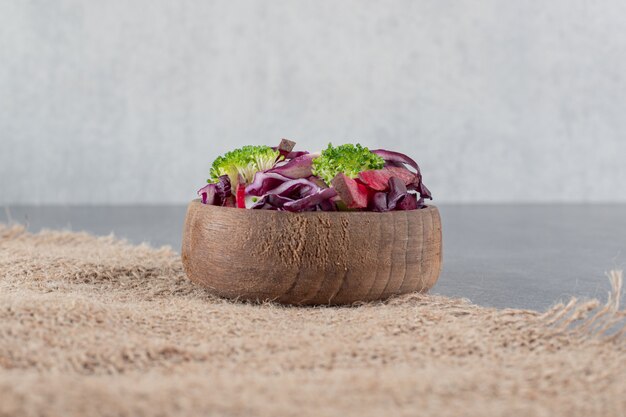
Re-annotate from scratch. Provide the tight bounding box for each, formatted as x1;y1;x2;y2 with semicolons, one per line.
181;199;442;305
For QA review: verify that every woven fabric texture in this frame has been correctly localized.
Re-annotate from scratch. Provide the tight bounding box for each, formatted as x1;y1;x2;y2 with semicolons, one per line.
0;225;624;417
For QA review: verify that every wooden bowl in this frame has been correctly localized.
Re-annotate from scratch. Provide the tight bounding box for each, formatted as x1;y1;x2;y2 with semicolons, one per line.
181;199;442;305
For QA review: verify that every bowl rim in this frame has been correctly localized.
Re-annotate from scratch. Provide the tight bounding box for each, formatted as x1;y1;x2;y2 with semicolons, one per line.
188;199;438;217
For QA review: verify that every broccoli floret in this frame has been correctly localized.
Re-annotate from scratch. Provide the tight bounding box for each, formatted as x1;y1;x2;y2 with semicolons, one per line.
311;143;385;185
209;145;279;189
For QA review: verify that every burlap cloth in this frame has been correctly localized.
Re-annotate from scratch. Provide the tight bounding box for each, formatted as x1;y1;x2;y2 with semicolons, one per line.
0;224;624;417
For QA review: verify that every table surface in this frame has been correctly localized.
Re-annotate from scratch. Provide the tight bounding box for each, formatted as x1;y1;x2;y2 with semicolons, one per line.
3;204;625;311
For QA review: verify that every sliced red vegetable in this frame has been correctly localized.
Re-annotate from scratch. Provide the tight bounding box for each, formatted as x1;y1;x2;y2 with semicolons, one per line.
236;183;246;208
198;175;232;206
285;151;310;160
371;148;432;200
216;175;232;206
248;173;320;198
318;198;337;211
246;172;292;196
387;177;408;210
268;153;315;179
284;151;309;159
371;149;420;172
416;182;432;200
251;194;293;210
396;193;419;210
370;192;388;212
283;188;338;212
197;183;217;205
267;178;319;198
331;173;368;209
358;166;416;191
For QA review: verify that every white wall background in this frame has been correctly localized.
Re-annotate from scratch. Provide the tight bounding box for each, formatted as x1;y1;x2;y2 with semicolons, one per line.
1;0;625;205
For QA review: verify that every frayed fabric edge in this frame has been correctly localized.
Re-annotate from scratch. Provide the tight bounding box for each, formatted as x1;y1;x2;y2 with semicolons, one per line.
539;270;625;342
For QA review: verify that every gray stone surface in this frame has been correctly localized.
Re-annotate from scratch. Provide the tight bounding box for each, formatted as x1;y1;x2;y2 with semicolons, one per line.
4;204;625;311
2;1;626;205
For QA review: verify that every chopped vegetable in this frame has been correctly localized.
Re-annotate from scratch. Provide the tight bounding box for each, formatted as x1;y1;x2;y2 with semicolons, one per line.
198;175;231;206
268;153;316;179
246;172;296;196
259;178;320;199
331;173;368;209
222;194;236;207
371;148;432;200
251;194;293;210
311;143;385;186
209;145;280;190
283;187;338;212
387;177;409;210
198;140;431;212
275;139;296;159
370;192;388;212
236;183;246;208
397;194;420;210
358;166;417;191
197;183;216;205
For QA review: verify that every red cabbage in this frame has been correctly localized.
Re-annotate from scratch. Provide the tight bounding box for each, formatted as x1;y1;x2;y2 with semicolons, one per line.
197;175;231;205
368;177;423;212
251;188;336;212
251;194;293;210
371;148;432;200
197;183;217;205
387;177;408;210
266;178;319;198
371;149;420;171
370;192;388;212
283;188;338;212
318;198;337;211
284;151;309;160
248;171;321;198
397;194;420;210
268;153;315;179
246;172;292;196
414;182;432;200
216;175;232;203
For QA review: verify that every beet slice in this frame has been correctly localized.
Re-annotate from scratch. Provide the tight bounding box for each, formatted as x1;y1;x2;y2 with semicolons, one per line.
358;166;417;191
331;173;369;209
